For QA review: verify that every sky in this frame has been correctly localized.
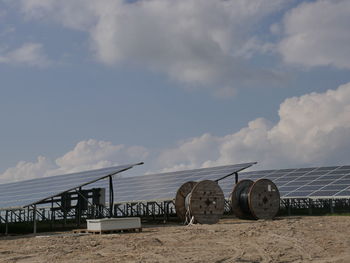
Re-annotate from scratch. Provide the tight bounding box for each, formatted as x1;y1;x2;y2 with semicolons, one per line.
0;0;350;183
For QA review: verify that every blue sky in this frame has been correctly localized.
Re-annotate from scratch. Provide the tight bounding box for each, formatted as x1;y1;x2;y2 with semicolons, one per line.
1;0;350;182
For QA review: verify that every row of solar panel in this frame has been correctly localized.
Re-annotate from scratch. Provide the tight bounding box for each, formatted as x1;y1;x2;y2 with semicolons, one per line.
219;166;350;199
90;163;255;202
92;164;350;202
0;164;142;209
0;162;254;209
113;165;350;201
1;162;350;210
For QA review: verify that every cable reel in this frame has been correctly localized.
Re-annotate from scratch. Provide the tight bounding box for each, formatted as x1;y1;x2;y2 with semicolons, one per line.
175;180;225;224
231;179;280;220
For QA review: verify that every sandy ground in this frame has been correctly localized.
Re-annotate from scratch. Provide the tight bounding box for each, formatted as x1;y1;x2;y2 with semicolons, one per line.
0;216;349;263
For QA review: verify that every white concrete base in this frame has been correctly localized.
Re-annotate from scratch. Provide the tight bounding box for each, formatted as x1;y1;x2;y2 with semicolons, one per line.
87;217;141;231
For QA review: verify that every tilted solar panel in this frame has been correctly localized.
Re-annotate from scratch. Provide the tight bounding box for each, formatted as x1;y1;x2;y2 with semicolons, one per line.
0;163;143;210
90;163;350;203
90;162;257;202
225;165;350;199
4;162;347;211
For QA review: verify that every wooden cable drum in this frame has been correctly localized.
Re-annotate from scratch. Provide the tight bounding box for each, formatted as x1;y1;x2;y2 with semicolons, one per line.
175;181;197;222
188;180;225;224
231;179;254;219
231;179;280;220
248;179;280;220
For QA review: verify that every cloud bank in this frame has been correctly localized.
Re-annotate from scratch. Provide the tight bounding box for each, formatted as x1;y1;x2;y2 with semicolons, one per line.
1;0;349;92
278;0;350;69
2;82;350;182
156;82;350;171
17;0;287;95
0;139;148;183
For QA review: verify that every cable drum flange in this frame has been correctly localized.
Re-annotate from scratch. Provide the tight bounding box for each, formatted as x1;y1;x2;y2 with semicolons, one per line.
188;180;225;224
175;181;197;222
231;179;254;219
248;179;280;220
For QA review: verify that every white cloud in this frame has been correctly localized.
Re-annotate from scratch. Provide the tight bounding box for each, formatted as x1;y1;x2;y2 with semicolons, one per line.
0;156;56;183
54;139;148;175
278;0;350;69
18;0;287;95
1;83;350;182
155;82;350;171
0;139;148;183
0;42;50;67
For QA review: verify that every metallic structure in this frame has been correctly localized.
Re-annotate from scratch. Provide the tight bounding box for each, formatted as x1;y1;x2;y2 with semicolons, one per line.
1;162;350;234
0;163;143;234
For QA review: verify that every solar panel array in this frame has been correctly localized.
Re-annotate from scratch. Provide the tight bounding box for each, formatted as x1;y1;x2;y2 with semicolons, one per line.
0;163;142;210
219;165;350;198
100;164;350;202
1;162;349;210
91;162;256;202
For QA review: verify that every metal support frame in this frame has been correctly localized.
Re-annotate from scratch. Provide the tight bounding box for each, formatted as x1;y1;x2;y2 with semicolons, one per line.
75;188;108;218
330;199;334;213
8;210;22;222
215;171;241;183
76;187;82;227
1;195;349;234
5;210;8;235
33;205;37;234
308;198;313;215
109;175;114;218
279;198;350;215
0;186;110;234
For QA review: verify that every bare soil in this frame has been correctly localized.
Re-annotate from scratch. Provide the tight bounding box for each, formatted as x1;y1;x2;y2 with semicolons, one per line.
0;216;349;263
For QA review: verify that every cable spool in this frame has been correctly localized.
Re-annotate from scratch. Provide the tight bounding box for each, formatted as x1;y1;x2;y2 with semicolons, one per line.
249;179;280;219
175;181;197;222
231;179;280;220
175;180;225;224
231;179;254;219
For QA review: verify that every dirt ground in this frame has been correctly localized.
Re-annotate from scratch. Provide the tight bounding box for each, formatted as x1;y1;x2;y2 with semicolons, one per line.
0;216;349;263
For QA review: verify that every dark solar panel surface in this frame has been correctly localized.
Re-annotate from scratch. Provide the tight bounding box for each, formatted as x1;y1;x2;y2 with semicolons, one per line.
91;164;350;202
0;163;142;209
2;162;348;210
219;165;350;198
91;162;257;202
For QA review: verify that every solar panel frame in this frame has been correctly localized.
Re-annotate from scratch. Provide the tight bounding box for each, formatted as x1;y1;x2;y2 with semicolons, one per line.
233;165;350;199
91;163;350;202
0;162;143;210
107;162;257;202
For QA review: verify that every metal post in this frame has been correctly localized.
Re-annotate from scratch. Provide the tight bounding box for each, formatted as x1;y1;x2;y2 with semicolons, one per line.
234;172;238;184
63;207;67;227
5;210;8;235
27;207;30;222
330;199;334;214
308;199;313;215
77;187;82;227
50;198;54;230
288;199;291;216
109;175;114;218
33;205;37;234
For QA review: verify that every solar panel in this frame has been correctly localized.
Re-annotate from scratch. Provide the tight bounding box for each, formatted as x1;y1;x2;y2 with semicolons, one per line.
90;162;256;202
4;162;345;210
231;165;350;198
108;164;350;201
0;163;142;210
